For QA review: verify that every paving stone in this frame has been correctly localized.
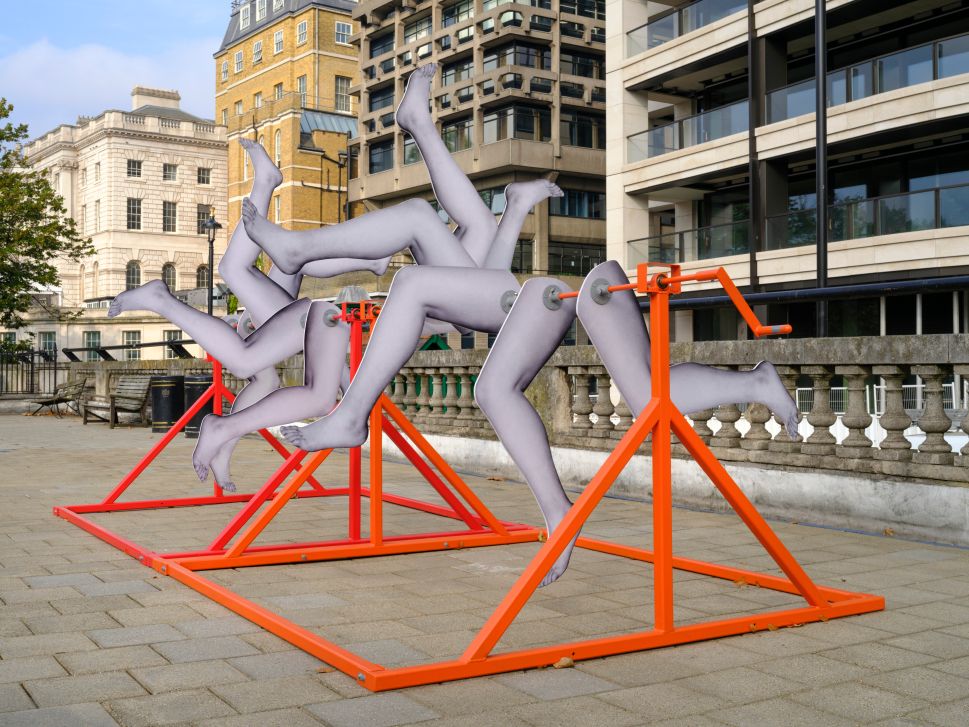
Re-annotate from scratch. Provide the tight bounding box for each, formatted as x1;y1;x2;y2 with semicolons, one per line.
0;631;97;657
172;616;262;638
0;655;66;683
0;586;84;604
0;683;34;713
577;651;706;686
509;694;645;727
909;696;969;726
131;660;249;693
22;573;103;589
75;579;159;597
228;650;324;679
818;641;939;670
306;693;440;727
107;603;200;627
211;675;341;712
152;635;261;663
56;645;169;675
86;623;185;648
407;677;537;716
50;594;139;615
105;689;237;726
494;667;620;701
598;682;729;720
0;702;120;726
24;671;147;707
194;706;328;727
341;638;429;667
885;631;969;659
789;682;931;722
23;611;120;634
861;665;969;702
712;695;856;726
751;653;870;686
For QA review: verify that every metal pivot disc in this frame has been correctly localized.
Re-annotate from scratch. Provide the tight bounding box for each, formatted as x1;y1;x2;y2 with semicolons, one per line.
590;278;613;305
500;290;518;313
543;285;563;311
323;309;340;327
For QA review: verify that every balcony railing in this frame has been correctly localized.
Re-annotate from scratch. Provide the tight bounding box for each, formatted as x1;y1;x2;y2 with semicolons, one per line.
766;32;969;124
626;0;745;57
764;183;969;250
627;100;748;162
628;220;750;264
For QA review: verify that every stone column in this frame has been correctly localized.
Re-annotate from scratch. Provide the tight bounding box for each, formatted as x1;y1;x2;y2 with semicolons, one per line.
768;365;803;453
442;368;459;425
415;369;431;422
454;368;475;429
569;367;593;433
801;366;837;456
911;365;953;466
428;368;446;426
403;370;419;416
389;373;405;408
872;365;913;462
591;368;615;436
690;409;715;444
835;365;873;460
613;397;633;439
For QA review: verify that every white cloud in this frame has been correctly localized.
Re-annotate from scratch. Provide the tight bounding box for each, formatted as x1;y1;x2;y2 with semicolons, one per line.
0;37;222;138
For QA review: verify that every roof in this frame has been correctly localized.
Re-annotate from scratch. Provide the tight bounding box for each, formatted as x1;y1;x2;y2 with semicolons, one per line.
129;105;214;124
301;109;358;139
217;0;357;54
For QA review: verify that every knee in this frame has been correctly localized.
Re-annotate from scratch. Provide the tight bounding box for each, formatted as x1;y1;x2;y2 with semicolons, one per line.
473;369;511;414
388;264;423;294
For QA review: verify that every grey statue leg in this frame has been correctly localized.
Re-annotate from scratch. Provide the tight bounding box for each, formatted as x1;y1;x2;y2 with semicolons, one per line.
483;180;563;272
475;278;578;586
282;266;516;450
194;301;350;486
577;261;798;435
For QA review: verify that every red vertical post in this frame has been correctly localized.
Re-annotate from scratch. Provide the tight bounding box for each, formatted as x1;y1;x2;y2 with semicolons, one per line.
348;314;363;541
211;357;225;497
649;281;674;633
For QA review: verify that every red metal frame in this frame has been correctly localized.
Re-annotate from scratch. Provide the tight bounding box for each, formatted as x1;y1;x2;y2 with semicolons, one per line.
56;273;883;691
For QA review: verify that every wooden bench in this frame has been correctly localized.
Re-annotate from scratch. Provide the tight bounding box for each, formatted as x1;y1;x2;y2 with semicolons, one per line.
83;375;151;428
28;380;86;418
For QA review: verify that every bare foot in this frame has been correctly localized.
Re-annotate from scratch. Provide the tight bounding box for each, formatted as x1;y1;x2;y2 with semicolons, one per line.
209;440;238;493
281;408;368;451
538;503;578;587
754;361;800;440
240;137;283;191
395;63;437;134
108;279;169;318
192;414;231;482
241;198;303;274
504;179;564;212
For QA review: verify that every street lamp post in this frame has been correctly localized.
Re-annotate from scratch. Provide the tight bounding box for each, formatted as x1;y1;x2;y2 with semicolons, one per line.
202;213;223;316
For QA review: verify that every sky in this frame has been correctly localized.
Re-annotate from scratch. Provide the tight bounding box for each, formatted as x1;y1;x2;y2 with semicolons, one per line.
1;1;231;139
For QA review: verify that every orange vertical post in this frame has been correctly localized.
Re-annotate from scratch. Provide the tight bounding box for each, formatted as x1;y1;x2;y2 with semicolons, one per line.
370;404;383;546
348;315;363;541
212;358;225;497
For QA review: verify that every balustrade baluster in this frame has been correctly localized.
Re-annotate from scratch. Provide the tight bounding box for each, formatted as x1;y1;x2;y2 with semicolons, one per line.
912;365;953;465
390;373;405;408
403;370;419;415
872;365;913;462
801;366;837;456
569;366;593;433
414;369;431;421
690;409;715;444
455;368;475;427
592;368;615;435
442;367;459;427
428;369;446;425
956;366;969;466
835;365;873;459
768;365;803;452
613;397;633;437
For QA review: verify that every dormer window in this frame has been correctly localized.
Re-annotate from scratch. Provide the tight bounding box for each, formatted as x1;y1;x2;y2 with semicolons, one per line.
256;0;267;22
240;4;250;29
273;0;284;10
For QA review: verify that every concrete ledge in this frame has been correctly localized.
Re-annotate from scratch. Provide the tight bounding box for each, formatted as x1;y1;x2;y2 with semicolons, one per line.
365;432;969;548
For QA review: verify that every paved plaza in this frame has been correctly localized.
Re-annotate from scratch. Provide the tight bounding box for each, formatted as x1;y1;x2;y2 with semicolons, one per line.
2;414;969;725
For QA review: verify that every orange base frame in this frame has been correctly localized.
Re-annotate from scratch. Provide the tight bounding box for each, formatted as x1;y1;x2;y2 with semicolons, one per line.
55;281;883;691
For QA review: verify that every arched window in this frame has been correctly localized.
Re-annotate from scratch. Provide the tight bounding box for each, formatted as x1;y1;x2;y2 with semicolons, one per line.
258;134;265;151
274;129;282;166
125;260;141;290
92;262;99;298
78;264;85;300
162;263;177;291
196;265;210;289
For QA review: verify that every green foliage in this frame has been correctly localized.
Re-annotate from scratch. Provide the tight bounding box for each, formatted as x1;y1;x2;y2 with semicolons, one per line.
0;98;93;329
227;293;239;315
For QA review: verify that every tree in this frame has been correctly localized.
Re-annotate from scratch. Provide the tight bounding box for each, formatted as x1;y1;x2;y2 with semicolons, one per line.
0;98;92;329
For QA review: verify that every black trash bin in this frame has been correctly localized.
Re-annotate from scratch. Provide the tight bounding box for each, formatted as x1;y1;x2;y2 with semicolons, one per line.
183;375;213;439
150;376;184;433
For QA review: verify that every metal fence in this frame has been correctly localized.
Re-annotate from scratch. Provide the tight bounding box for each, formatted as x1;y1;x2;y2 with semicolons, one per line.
0;350;59;396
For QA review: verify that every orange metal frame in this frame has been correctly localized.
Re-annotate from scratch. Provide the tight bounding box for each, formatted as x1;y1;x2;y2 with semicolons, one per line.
56;270;883;691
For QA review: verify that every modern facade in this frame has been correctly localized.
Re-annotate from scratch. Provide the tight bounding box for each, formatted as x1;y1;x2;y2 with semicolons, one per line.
216;0;360;247
348;0;607;289
11;87;228;361
609;0;969;341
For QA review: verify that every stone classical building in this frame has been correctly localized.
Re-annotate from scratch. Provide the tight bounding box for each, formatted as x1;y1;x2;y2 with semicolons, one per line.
348;0;607;286
10;87;228;361
609;0;969;342
215;0;360;243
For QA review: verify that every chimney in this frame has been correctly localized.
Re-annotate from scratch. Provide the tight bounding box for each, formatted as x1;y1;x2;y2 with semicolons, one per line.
131;87;181;111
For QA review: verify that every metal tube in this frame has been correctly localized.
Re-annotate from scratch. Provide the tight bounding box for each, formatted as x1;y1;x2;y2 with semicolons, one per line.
815;0;828;335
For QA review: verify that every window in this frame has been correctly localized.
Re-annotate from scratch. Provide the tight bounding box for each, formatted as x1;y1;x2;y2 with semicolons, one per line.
92;262;98;298
274;82;284;99
162;263;177;291
274;195;281;223
197;204;211;234
297;20;307;44
235;100;243;116
404;15;432;44
163;163;177;181
403;136;422;165
126;159;142;177
335;21;352;45
123;330;141;361
240;4;250;28
81;168;87;186
163;201;177;232
442;0;473;27
94;200;101;232
478;186;506;213
483;105;551;143
370;30;394;58
256;0;266;21
197;167;211;184
254;91;263;108
273;0;283;10
78;264;85;299
548;241;605;276
483;42;550;71
456;26;474;43
253;40;263;63
222;108;228;125
511;239;533;274
297;75;307;105
80;204;86;234
560;0;605;19
369;139;394;174
125;260;141;290
550;189;605;218
560;110;605;149
274;30;283;54
164;329;183;359
234;50;243;73
335;76;351;112
369;85;394;112
196;265;210;289
38;331;56;355
83;331;100;362
274;129;282;165
126;198;141;230
442;116;473;152
560;50;604;80
221;60;228;81
442;58;474;86
94;162;100;182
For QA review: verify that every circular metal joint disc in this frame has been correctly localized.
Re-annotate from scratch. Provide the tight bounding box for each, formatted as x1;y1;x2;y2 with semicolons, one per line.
590;278;613;305
500;289;518;313
543;285;563;311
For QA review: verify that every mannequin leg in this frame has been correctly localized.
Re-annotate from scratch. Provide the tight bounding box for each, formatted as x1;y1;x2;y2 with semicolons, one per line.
474;278;579;586
242;197;475;274
194;301;351;485
576;261;799;435
282;267;516;450
483;179;563;271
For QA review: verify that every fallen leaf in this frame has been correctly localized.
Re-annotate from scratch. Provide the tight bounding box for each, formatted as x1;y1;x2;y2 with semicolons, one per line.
552;657;574;669
819;615;829;623
538;532;548;543
317;665;336;673
767;624;778;631
487;476;504;482
883;528;895;537
734;579;748;588
749;623;757;632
